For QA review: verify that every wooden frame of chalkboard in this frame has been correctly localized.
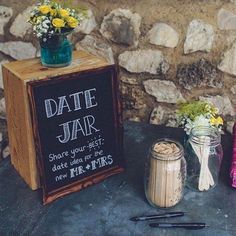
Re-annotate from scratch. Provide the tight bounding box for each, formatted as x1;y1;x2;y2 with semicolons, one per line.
27;65;124;204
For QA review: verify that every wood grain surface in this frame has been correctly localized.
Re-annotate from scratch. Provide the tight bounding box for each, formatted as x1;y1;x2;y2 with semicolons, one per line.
2;50;112;190
3;50;110;81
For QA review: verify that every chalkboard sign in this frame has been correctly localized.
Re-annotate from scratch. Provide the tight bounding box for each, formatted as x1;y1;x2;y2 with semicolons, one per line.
27;65;124;204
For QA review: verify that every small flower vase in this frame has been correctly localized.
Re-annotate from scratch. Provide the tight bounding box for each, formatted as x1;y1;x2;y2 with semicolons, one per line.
184;126;223;192
39;32;72;68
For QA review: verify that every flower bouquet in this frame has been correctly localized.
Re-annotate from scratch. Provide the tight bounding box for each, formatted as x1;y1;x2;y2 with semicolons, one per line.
177;100;224;191
28;0;86;67
176;100;223;135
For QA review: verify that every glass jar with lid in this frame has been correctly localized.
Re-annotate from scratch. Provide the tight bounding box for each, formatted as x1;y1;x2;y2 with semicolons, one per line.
185;126;223;191
144;138;186;208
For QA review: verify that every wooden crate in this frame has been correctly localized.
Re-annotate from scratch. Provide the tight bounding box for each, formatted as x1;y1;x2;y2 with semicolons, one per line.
2;51;113;190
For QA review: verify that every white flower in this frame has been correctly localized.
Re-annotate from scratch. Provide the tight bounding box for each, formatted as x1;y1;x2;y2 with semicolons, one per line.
192;115;210;128
184;114;211;135
43;0;51;4
42;22;49;28
184;121;194;135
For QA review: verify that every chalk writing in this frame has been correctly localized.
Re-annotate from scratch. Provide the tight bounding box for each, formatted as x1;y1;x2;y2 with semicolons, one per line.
45;88;98;118
29;66;123;203
47;134;113;183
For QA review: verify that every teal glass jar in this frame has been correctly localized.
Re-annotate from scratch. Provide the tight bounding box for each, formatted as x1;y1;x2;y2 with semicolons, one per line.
39;32;72;68
185;126;223;192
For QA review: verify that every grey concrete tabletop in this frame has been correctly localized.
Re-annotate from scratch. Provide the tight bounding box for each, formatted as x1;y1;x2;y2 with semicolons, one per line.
0;121;235;236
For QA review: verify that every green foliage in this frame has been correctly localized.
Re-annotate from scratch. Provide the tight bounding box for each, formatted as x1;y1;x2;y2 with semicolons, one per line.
176;100;223;133
54;0;75;8
176;100;216;121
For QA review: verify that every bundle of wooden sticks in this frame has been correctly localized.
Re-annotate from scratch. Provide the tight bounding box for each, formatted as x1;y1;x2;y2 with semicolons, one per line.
190;136;214;191
146;141;184;208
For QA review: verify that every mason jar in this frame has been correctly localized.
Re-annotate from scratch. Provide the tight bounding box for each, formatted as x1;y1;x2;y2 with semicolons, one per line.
39;32;73;68
144;138;186;208
185;126;223;192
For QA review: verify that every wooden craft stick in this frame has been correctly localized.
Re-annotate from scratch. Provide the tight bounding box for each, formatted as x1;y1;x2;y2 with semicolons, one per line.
146;141;183;208
190;136;214;191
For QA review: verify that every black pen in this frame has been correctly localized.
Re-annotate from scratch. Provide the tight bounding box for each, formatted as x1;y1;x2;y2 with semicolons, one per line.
149;222;209;230
130;212;185;221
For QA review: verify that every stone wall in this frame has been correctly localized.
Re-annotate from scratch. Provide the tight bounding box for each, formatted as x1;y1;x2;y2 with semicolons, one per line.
1;0;236;160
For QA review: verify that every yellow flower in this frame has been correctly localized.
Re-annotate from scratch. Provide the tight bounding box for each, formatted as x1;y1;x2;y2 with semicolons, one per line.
52;18;65;28
50;8;57;16
66;16;78;28
216;116;223;125
39;5;51;15
210;117;217;126
59;9;69;18
210;116;223;126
